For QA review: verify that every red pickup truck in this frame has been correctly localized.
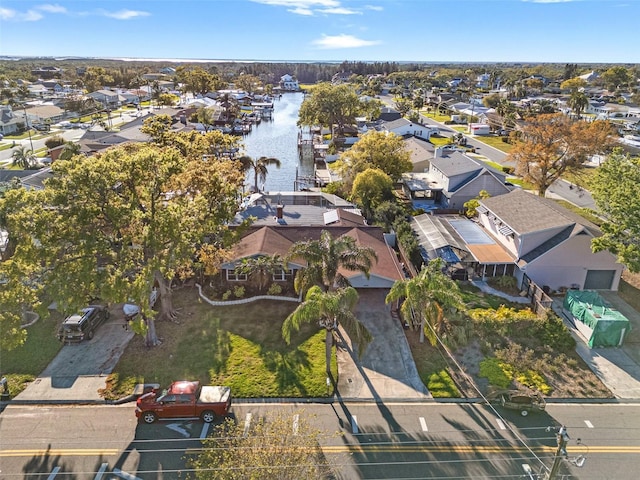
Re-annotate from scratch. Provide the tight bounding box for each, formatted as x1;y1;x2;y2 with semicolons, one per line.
135;380;231;424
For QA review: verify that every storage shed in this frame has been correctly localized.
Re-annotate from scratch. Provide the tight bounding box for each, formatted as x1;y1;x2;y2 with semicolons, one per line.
563;290;631;348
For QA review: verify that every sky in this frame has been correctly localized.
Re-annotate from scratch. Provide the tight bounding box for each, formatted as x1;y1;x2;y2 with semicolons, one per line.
1;0;639;64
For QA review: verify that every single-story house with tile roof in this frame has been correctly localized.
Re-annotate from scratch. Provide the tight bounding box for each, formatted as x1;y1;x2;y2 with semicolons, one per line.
477;189;623;291
220;225;404;289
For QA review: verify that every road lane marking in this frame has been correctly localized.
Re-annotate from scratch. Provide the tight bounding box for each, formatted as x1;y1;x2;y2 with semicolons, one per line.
584;420;594;428
419;417;428;432
496;419;507;430
200;422;210;439
112;469;142;480
351;415;359;434
293;414;299;435
47;467;60;480
166;423;190;438
94;463;108;480
243;413;253;437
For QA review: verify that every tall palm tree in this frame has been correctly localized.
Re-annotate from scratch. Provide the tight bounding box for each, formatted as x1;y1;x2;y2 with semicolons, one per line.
236;254;284;293
286;229;378;294
282;285;371;374
385;259;464;344
238;155;281;193
567;91;589;119
11;145;35;169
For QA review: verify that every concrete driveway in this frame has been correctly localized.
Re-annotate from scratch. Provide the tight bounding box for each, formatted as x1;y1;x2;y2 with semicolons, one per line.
336;289;430;400
14;306;133;403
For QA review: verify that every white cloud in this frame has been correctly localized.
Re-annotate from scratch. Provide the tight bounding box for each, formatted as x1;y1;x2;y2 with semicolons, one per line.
318;7;361;15
0;7;16;20
102;10;151;20
252;0;370;15
24;9;44;21
364;5;383;11
37;4;67;14
312;34;381;49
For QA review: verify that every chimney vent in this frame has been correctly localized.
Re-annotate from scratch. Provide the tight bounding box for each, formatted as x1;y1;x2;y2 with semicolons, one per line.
276;204;284;219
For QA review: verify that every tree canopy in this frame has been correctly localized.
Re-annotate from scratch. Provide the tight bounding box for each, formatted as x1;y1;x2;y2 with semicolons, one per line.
190;411;334;480
507;114;616;196
351;167;394;219
0;141;245;348
297;82;363;136
590;149;640;273
340;130;412;184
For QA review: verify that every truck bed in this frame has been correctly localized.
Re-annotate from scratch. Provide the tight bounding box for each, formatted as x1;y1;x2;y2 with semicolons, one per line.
198;385;231;404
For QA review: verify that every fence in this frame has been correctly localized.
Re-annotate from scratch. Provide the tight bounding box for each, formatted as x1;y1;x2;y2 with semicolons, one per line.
521;275;554;314
196;283;302;307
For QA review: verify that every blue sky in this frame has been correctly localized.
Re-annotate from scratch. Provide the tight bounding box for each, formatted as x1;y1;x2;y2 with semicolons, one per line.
1;0;638;63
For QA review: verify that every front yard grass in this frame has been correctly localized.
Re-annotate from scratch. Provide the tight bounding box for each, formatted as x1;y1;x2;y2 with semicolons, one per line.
1;312;63;397
104;288;337;399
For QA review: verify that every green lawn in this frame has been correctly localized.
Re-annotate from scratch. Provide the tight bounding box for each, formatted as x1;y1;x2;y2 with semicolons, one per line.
1;312;63;397
473;135;514;154
107;290;337;399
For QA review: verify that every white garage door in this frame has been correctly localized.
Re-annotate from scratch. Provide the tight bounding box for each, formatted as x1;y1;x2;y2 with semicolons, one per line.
584;270;616;290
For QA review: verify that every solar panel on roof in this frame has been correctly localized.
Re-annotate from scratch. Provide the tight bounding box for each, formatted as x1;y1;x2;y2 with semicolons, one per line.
448;218;495;245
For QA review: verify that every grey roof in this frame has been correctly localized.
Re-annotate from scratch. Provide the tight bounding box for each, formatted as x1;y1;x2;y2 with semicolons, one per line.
0;170;34;183
518;225;584;265
480;189;600;236
403;136;434;168
381;117;414;131
20;167;54;190
430;150;484;178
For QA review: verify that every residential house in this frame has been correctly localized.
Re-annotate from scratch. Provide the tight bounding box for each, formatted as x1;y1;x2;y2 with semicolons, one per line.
402;148;510;211
220;224;404;290
87;90;125;108
31;66;63;79
159;67;176;75
477;189;623;291
24;104;65;125
403;135;435;173
279;74;299;91
332;71;353;84
0;105;22;135
379;118;438;140
27;84;49;98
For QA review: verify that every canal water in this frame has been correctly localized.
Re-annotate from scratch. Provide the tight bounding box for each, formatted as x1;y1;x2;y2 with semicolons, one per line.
240;92;313;192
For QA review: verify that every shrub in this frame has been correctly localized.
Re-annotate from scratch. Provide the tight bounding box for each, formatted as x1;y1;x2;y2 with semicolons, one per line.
233;285;245;298
515;369;552;395
267;283;282;295
426;370;460;398
222;290;232;301
479;357;512;389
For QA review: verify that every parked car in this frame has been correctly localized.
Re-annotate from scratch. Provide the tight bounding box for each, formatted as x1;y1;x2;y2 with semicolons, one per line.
490;389;546;416
136;380;232;424
57;304;110;344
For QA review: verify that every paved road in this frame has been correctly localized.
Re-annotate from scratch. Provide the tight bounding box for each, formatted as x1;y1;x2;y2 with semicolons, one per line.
2;401;640;479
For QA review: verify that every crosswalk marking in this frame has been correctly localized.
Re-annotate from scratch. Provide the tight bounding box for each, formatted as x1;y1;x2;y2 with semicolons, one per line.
419;417;428;432
47;467;60;480
496;418;507;430
112;469;143;480
351;415;359;434
585;420;594;428
94;463;108;480
200;422;210;439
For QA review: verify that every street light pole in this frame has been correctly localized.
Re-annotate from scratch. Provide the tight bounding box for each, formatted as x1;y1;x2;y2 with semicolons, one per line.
22;104;35;151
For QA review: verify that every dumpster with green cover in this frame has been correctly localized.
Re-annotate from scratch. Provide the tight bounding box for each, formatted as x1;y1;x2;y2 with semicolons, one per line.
563;290;630;348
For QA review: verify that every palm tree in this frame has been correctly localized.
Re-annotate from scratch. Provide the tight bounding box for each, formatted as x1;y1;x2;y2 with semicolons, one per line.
236;254;284;293
385;259;464;344
196;106;216;133
282;285;371;374
567;91;589;119
11;145;35;169
58;142;82;161
238;155;281;193
286;229;378;294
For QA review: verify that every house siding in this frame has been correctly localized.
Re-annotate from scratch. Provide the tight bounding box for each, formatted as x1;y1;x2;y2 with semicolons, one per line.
522;235;622;291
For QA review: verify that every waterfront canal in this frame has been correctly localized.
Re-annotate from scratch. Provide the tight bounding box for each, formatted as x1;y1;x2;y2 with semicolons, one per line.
240;91;313;192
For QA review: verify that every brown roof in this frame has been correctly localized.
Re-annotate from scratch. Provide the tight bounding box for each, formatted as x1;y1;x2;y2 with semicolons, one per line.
467;243;515;263
232;227;294;260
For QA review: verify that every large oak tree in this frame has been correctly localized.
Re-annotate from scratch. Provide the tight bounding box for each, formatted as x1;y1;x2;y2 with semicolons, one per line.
0;142;244;348
297;82;363;137
590;149;640;273
507;114;616;196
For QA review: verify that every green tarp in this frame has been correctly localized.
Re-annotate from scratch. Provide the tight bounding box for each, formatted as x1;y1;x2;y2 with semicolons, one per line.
563;290;630;348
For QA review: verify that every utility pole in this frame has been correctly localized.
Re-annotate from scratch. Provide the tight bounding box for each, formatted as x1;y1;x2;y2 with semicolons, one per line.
545;425;570;480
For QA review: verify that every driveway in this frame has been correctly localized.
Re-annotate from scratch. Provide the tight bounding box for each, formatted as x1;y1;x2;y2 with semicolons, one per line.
336;289;430;400
14;306;133;403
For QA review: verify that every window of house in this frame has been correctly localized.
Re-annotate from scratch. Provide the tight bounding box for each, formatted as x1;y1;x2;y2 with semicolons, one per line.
226;269;247;281
273;268;293;281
